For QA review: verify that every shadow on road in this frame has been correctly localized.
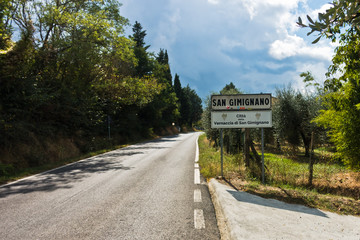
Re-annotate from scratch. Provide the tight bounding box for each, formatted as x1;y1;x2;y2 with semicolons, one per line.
0;153;133;198
227;190;328;218
0;134;184;198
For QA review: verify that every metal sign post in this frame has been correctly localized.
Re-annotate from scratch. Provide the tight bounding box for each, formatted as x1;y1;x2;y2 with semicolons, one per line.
261;128;265;184
220;129;224;178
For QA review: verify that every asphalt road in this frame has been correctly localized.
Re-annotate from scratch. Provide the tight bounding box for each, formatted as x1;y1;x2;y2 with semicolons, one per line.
0;132;220;240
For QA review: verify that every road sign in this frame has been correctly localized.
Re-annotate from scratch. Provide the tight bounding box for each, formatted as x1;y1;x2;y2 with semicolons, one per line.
211;110;272;128
211;94;271;110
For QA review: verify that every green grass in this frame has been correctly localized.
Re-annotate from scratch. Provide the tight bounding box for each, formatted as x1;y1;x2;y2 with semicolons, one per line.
198;134;360;215
198;135;241;179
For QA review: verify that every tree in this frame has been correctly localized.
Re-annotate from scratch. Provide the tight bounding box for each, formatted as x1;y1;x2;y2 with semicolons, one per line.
298;0;360;169
157;49;172;86
181;85;202;127
297;0;360;43
0;0;11;50
273;85;321;157
174;73;182;101
130;21;152;77
138;47;179;132
202;83;242;154
174;74;202;128
1;0;161;142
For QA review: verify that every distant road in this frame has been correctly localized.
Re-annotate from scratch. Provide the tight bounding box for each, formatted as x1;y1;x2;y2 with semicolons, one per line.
0;133;220;239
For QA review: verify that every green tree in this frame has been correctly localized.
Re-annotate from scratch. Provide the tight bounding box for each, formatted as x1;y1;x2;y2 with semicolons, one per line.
130;21;152;77
181;85;202;127
273;85;321;157
0;0;11;50
297;0;360;43
156;49;172;86
0;27;37;144
138;47;179;132
1;0;161;142
202;82;242;154
298;0;360;169
174;73;182;101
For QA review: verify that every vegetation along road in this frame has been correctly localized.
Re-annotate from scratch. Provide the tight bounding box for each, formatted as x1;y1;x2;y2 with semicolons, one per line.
0;132;220;239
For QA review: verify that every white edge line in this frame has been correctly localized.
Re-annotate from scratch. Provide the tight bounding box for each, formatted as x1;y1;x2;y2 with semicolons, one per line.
195;134;200;163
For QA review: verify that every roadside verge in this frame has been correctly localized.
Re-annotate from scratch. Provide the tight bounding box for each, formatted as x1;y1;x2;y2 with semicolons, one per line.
209;178;360;240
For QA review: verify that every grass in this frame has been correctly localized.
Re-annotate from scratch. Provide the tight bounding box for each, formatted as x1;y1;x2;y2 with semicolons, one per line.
198;134;360;216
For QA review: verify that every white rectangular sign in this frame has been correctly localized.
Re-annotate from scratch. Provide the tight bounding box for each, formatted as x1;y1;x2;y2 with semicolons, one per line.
211;94;271;110
211;110;272;128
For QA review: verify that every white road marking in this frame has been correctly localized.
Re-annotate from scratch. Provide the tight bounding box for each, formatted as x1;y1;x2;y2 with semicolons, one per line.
194;169;200;184
194;134;205;229
194;209;206;229
194;189;202;203
195;135;199;163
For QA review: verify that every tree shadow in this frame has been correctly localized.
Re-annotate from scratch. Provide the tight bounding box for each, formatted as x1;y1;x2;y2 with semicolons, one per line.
0;134;185;198
226;189;328;218
0;152;133;198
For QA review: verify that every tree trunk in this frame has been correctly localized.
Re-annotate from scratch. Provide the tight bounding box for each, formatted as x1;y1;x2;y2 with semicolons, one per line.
300;130;310;157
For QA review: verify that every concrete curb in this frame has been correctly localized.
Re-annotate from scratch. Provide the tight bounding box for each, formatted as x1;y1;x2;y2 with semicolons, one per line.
208;178;233;240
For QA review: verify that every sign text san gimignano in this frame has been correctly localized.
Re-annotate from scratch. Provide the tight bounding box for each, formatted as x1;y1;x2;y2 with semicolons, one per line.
211;93;272;183
211;94;273;128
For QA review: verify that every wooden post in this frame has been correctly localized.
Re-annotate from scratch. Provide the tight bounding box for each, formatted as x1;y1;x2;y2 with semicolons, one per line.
308;131;315;186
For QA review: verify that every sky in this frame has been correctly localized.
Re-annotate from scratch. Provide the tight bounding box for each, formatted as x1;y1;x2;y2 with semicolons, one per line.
118;0;335;101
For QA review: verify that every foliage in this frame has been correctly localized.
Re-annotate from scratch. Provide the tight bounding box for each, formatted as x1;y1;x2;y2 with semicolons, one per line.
273;85;322;157
202;82;242;154
298;1;360;169
0;1;202;171
173;74;202;128
0;0;12;50
297;0;360;43
199;134;360;215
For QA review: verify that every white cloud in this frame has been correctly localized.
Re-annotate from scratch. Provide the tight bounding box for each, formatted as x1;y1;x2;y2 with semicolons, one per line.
309;3;333;19
119;0;334;98
269;34;333;61
291;61;329;94
207;0;219;5
219;37;243;49
269;35;305;59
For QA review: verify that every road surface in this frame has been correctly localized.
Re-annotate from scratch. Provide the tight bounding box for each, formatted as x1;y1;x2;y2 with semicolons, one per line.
0;132;220;239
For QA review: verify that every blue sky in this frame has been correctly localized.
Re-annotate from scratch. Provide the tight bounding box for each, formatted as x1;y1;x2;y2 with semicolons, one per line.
119;0;335;100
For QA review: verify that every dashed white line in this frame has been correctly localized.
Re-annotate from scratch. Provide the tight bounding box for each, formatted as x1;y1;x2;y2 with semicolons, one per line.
194;169;200;184
195;163;199;168
194;189;202;203
194;209;206;229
